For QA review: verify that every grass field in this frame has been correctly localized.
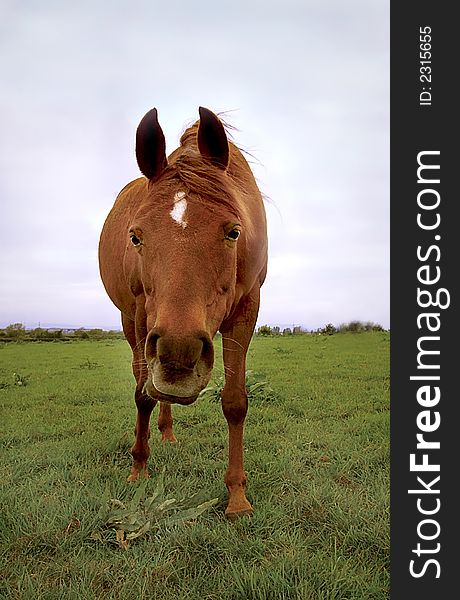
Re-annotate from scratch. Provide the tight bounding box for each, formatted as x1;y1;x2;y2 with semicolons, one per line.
0;332;389;599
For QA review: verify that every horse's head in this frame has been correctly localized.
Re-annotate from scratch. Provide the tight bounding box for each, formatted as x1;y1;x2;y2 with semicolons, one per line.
129;107;243;405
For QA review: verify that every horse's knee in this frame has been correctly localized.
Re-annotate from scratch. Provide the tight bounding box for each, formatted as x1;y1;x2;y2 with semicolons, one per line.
135;387;156;412
221;388;248;424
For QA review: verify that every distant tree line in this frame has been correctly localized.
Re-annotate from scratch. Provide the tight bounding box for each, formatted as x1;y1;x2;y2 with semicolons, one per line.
0;320;387;343
0;323;124;342
255;320;386;337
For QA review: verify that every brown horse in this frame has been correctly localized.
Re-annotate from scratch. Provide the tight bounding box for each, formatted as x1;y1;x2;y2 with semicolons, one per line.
98;107;267;518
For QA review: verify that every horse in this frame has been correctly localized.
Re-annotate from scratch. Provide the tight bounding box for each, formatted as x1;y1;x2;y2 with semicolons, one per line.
98;107;267;518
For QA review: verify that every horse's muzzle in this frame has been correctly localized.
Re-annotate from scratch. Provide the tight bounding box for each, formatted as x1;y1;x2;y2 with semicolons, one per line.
144;327;214;403
143;376;200;405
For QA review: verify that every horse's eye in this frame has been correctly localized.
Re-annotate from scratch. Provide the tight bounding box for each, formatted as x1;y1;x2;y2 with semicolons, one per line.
130;233;142;246
225;229;241;241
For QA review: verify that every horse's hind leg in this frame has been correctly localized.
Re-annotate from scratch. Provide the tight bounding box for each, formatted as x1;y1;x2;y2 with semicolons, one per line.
122;310;156;481
158;402;177;443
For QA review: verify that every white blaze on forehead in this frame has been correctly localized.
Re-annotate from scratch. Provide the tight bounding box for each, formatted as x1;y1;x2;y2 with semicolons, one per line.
170;191;188;228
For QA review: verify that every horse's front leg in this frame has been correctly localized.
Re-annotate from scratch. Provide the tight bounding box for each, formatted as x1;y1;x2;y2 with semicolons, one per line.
220;376;252;518
128;386;157;481
123;303;158;481
220;288;260;519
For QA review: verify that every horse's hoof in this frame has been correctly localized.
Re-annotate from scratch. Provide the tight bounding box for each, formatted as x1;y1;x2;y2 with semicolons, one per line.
161;431;177;443
225;507;253;521
225;502;253;521
127;467;149;482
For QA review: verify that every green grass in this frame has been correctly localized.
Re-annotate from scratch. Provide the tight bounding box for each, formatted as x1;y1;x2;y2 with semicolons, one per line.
0;333;389;599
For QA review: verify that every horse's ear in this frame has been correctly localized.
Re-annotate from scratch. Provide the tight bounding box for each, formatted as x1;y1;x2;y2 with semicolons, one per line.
197;107;229;170
135;108;167;181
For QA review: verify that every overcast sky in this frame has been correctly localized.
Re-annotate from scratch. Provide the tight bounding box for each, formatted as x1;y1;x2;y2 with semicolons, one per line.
0;0;389;330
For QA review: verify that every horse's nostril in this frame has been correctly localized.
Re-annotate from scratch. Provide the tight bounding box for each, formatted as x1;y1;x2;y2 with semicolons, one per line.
146;328;164;359
199;333;214;369
147;329;213;373
149;334;160;354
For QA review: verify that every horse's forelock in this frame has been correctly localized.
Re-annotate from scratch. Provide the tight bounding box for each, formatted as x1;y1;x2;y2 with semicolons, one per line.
148;150;243;223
